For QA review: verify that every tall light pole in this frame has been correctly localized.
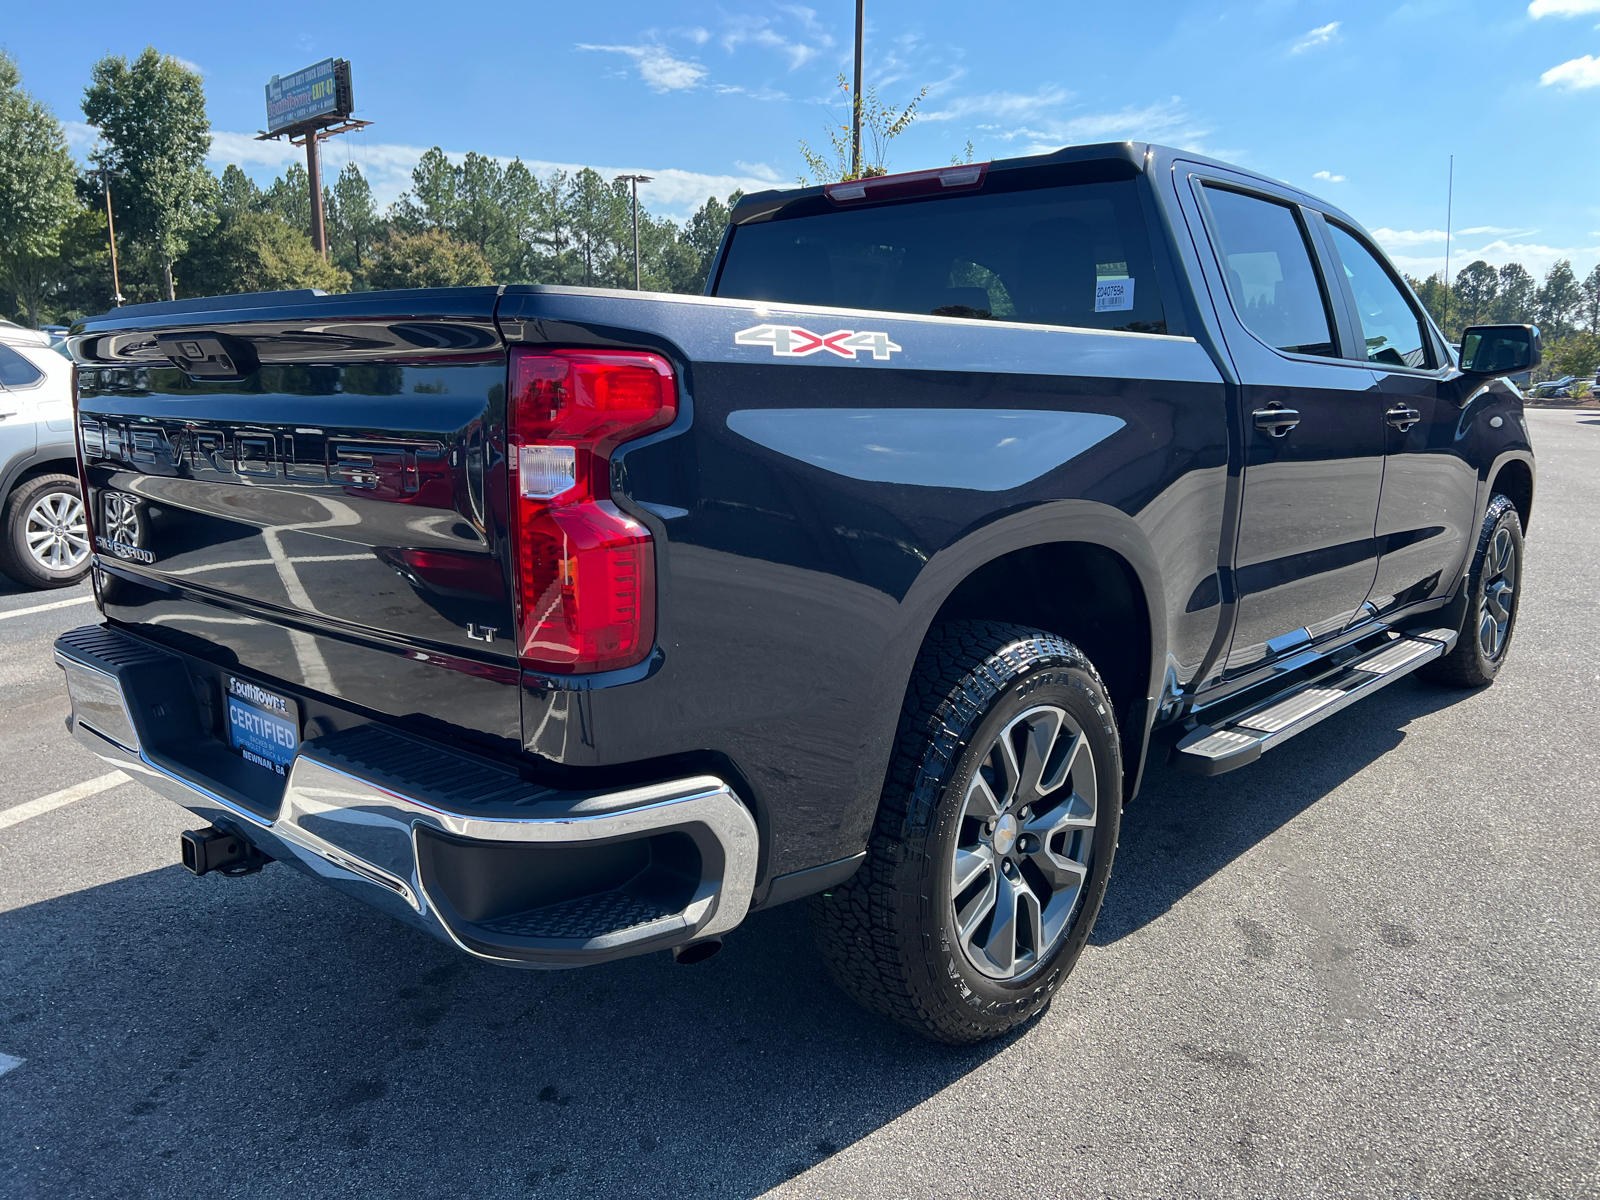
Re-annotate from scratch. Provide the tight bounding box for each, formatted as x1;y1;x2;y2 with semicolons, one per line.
617;174;653;290
851;0;865;179
88;159;126;306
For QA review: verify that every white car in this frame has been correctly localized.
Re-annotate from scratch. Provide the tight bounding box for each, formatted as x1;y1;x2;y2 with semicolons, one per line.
0;321;88;588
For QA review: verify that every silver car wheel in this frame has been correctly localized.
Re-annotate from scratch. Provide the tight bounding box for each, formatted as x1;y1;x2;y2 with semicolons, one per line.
23;490;90;573
950;703;1098;981
1478;526;1516;660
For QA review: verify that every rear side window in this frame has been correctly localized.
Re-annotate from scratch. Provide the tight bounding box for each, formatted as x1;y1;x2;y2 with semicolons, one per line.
1326;224;1433;370
714;179;1169;334
1202;186;1337;358
0;344;44;388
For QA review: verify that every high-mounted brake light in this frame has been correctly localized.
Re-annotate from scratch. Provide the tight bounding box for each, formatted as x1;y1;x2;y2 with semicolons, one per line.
824;163;989;205
507;348;676;674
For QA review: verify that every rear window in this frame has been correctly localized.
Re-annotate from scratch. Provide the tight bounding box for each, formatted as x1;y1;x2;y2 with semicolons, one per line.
0;344;45;388
714;179;1169;335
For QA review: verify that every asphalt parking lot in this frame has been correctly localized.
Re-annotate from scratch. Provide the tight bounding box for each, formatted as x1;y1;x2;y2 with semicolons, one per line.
1;407;1596;1200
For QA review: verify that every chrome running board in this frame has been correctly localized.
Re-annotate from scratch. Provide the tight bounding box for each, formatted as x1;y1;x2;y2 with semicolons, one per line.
1171;628;1458;777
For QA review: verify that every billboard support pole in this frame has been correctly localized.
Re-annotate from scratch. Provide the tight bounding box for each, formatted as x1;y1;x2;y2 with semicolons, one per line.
306;132;327;260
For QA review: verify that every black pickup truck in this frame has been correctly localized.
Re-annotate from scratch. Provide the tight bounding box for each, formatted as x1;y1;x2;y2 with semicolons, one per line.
57;143;1537;1043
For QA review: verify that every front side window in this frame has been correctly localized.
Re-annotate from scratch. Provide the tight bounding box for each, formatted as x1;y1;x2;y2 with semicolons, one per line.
1326;224;1432;370
0;344;45;388
1202;186;1337;358
714;178;1169;335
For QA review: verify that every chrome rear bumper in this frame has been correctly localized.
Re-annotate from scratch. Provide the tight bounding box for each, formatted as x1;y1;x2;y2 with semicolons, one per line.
55;625;758;968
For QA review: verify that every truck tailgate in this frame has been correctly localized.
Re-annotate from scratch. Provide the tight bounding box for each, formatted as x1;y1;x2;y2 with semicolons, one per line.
72;288;519;752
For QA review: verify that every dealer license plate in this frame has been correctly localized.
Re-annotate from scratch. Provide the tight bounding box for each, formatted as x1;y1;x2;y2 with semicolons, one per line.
225;674;300;776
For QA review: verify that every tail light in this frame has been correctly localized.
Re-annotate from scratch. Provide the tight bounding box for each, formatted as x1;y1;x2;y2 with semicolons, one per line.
507;348;676;673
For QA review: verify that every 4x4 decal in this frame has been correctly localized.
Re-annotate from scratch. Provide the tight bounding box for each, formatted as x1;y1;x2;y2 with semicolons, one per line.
735;324;902;361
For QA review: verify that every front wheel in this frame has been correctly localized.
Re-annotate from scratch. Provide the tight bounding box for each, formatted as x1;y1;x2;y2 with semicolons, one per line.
1420;493;1523;688
0;474;92;590
810;621;1122;1044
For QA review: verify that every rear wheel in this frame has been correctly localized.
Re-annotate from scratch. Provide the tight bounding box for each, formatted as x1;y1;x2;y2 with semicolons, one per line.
0;474;91;590
1420;493;1523;688
810;621;1121;1044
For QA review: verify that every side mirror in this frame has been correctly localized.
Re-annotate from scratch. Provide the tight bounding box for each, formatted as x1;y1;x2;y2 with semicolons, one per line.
1459;324;1541;376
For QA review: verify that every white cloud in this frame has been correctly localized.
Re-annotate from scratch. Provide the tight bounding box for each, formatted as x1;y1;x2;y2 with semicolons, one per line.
922;85;1072;123
994;98;1210;156
1528;0;1600;15
1371;227;1450;248
207;132;773;215
1540;55;1600;88
1387;238;1600;280
1291;22;1342;53
734;160;782;181
577;44;708;92
1313;170;1347;182
680;26;711;45
719;15;826;69
1457;225;1528;236
172;56;205;76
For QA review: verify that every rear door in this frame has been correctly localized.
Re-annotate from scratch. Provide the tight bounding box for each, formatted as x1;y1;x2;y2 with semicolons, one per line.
1320;221;1479;616
1179;172;1388;674
0;343;42;476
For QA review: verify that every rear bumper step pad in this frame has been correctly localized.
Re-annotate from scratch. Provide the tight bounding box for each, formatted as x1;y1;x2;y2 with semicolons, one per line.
1172;628;1457;776
54;623;758;968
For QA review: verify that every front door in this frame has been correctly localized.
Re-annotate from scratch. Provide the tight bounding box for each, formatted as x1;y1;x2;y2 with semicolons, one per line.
1189;181;1388;674
1321;222;1480;616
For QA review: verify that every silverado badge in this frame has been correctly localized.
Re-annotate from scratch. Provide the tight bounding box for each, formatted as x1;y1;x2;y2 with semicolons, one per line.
735;324;902;361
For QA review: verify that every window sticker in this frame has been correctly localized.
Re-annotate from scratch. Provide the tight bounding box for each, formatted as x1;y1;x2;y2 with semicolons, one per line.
1094;278;1135;313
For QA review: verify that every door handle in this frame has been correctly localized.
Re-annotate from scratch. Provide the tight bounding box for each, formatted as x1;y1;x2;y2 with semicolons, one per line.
1385;406;1421;432
1252;406;1300;437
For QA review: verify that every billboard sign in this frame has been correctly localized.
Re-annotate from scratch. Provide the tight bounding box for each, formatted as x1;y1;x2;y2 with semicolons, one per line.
265;59;353;134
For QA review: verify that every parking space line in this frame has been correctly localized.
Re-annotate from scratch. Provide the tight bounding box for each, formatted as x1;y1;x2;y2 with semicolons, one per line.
0;595;94;622
0;1053;23;1078
0;771;132;832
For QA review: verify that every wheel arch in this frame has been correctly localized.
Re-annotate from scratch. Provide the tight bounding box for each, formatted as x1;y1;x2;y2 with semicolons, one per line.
1488;454;1534;533
894;500;1168;803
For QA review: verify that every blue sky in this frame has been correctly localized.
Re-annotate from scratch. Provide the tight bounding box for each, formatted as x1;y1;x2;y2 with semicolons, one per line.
4;0;1598;281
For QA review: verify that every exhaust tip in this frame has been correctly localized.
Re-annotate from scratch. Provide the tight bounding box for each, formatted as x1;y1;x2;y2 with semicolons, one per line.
672;939;723;965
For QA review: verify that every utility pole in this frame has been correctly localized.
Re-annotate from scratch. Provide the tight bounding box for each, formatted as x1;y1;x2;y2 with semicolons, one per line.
617;174;653;290
851;0;865;179
306;131;327;259
88;160;126;306
1443;154;1454;335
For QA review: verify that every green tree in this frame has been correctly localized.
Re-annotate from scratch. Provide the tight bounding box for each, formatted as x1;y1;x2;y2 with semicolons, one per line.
0;51;81;326
682;190;740;293
262;161;311;234
1547;332;1600;381
82;48;214;301
1579;263;1600;335
217;163;263;218
1453;260;1498;329
364;229;493;290
798;73;929;185
1495;263;1537;325
177;210;348;297
564;168;629;287
1407;272;1450;337
1537;259;1582;339
325;162;381;281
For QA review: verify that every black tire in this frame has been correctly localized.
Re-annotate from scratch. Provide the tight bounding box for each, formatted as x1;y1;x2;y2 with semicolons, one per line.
0;473;91;590
810;621;1122;1044
1420;493;1523;688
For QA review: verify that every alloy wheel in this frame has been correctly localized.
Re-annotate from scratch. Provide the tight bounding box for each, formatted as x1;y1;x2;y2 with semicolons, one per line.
950;704;1098;981
24;491;89;573
1478;526;1517;660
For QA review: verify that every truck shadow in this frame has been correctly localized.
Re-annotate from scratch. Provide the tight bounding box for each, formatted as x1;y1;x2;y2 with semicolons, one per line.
1094;675;1472;945
0;676;1473;1200
0;856;1004;1199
